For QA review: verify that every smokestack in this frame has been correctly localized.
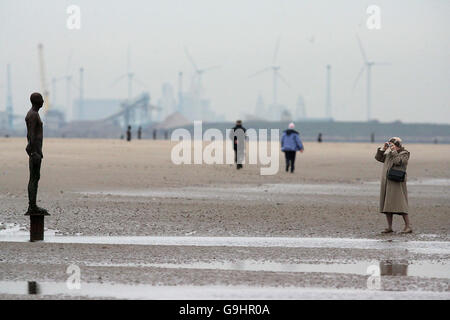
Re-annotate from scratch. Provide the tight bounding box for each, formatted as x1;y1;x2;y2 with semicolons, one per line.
178;71;183;113
79;67;84;119
325;65;332;119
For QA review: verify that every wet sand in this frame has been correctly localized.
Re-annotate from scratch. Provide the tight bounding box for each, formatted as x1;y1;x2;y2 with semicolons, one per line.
0;138;449;299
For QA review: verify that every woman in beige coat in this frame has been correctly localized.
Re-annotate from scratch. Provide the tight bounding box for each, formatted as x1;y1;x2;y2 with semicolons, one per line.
375;137;412;234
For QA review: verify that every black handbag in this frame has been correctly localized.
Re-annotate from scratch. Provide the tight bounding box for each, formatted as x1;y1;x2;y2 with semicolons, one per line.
387;167;406;182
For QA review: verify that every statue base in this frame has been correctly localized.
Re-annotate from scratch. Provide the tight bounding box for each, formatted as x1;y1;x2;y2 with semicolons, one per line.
25;211;50;242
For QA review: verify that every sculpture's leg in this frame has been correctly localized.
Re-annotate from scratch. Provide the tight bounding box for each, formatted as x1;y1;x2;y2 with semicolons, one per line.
28;156;41;210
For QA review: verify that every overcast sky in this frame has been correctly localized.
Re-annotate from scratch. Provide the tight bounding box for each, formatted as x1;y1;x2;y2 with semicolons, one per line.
0;0;449;123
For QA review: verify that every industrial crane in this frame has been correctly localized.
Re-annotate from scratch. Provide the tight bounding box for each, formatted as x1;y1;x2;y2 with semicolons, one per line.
38;43;50;114
102;93;158;128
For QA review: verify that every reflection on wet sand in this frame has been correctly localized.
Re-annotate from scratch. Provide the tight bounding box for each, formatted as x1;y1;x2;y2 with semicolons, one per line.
85;259;449;278
1;234;449;255
380;260;408;277
28;281;40;295
1;281;448;300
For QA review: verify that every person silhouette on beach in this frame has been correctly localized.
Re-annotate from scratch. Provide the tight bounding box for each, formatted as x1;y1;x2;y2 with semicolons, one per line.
281;122;304;173
126;125;132;142
230;120;246;170
25;93;48;215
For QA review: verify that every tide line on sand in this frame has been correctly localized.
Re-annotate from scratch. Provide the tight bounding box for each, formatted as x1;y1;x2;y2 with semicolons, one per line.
0;232;449;255
0;281;449;300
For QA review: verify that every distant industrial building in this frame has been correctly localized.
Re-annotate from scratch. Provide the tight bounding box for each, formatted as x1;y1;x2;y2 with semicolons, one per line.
73;99;122;121
44;109;66;131
178;92;217;122
255;94;266;116
280;107;293;121
156;83;177;122
0;111;8;129
295;96;307;120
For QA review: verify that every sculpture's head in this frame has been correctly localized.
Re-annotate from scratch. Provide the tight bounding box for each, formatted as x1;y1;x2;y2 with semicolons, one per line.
30;92;44;108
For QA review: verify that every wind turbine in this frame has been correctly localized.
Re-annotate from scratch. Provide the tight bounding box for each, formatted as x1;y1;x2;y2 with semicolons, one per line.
353;35;390;121
249;37;290;117
325;65;332;119
64;52;76;120
51;76;64;106
110;46;148;101
110;46;148;126
52;53;79;120
184;46;220;96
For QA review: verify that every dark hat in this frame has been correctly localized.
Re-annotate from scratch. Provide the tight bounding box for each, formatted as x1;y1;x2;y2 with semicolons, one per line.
389;137;403;147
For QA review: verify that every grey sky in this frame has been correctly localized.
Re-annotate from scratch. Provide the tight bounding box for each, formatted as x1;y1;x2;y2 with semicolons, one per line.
0;0;449;123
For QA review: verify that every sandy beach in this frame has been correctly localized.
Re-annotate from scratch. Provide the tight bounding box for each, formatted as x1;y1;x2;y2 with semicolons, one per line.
0;138;449;299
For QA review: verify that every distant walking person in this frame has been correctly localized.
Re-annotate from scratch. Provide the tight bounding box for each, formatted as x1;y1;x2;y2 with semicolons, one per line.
126;125;132;142
281;123;304;173
230;120;246;170
137;126;142;140
317;133;323;143
25;93;48;215
375;137;412;234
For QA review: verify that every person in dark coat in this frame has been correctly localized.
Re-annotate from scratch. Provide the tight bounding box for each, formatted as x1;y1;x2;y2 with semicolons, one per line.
375;137;412;234
229;120;246;170
126;125;132;142
281;123;304;173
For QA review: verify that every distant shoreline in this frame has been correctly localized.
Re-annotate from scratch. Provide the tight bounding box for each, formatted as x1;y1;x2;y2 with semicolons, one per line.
1;120;449;144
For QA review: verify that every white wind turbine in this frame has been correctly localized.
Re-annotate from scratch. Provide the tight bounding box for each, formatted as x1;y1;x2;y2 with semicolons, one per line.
110;46;148;102
249;37;290;111
110;46;148;126
353;35;390;121
184;46;220;97
52;52;78;120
